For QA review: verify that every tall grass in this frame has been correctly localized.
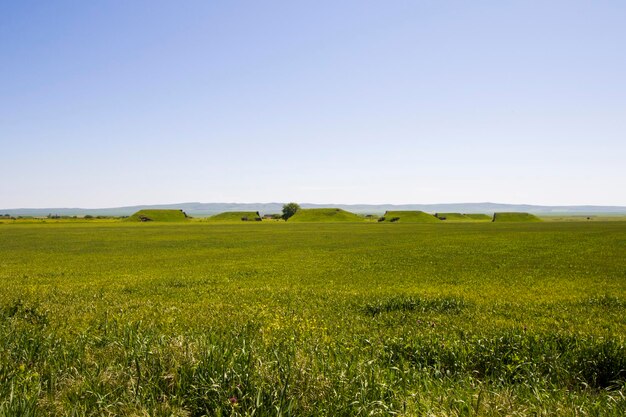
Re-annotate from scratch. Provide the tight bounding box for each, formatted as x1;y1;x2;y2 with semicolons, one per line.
0;221;625;415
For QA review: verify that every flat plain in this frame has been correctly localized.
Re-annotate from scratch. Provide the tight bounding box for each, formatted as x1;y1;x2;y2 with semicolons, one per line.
1;220;625;416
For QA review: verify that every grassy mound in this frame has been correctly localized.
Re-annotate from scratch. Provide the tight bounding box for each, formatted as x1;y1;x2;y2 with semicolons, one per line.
288;208;363;222
493;212;541;222
126;209;188;222
208;211;261;222
464;213;492;221
380;211;439;223
435;213;491;221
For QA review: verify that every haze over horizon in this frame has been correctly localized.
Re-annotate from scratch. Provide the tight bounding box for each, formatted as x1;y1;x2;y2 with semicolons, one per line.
3;201;626;212
2;1;625;208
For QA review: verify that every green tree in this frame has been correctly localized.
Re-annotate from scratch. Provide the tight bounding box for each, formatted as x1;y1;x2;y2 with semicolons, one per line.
282;202;300;220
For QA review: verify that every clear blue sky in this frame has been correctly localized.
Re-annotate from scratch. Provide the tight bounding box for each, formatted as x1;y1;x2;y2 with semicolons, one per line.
1;1;625;208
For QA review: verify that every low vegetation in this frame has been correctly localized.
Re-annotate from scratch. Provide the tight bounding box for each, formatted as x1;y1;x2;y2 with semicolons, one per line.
0;221;624;415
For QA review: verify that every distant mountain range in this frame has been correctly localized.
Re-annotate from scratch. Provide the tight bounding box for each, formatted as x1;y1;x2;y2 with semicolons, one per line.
2;202;626;217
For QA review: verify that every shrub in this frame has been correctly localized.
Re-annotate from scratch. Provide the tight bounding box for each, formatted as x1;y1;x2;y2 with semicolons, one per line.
282;202;300;220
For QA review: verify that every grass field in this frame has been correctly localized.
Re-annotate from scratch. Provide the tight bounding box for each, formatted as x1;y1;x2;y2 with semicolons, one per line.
540;214;626;222
1;221;625;416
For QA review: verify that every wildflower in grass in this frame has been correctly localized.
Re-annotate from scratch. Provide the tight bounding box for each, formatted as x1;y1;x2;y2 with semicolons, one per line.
229;396;238;406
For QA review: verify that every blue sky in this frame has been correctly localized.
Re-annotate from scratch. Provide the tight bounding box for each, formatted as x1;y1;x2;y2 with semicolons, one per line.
1;1;625;208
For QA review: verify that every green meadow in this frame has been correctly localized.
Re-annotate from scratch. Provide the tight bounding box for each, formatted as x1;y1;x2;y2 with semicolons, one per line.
1;220;625;416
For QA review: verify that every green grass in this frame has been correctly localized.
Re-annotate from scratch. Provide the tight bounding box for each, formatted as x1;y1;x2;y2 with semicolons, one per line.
380;210;439;223
208;211;262;222
0;221;625;415
288;208;363;222
493;212;542;222
126;209;188;222
435;213;492;221
540;214;626;222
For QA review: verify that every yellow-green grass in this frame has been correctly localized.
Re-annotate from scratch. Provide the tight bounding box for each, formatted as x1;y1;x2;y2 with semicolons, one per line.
1;221;625;415
207;211;261;222
435;212;492;221
540;215;626;222
126;209;188;222
493;212;542;222
0;217;119;224
288;208;364;222
381;210;439;223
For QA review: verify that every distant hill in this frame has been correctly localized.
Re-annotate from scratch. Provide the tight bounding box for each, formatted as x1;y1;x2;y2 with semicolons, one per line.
208;211;261;222
2;202;626;217
126;209;188;222
288;208;363;222
492;212;542;222
381;211;439;223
